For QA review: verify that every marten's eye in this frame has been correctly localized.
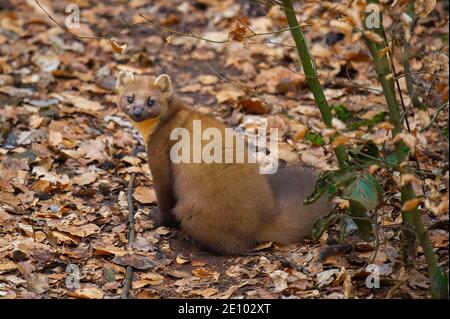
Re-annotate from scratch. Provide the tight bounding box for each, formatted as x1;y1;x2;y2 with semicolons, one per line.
147;98;155;108
127;96;134;104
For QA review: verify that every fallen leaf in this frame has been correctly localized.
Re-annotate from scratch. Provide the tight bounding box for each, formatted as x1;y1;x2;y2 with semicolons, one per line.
109;39;127;54
70;287;104;299
192;287;218;298
56;224;100;238
26;274;49;294
316;269;340;288
228;21;247;42
72;172;98;186
175;255;190;265
113;254;155;270
133;186;157;204
269;270;289;292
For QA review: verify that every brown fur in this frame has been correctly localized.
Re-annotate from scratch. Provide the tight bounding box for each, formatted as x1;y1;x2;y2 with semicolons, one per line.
116;72;331;254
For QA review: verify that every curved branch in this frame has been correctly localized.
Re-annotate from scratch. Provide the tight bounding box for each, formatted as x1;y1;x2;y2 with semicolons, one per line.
35;0;307;44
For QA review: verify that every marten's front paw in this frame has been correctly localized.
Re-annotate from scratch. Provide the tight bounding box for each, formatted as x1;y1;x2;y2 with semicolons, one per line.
150;207;179;228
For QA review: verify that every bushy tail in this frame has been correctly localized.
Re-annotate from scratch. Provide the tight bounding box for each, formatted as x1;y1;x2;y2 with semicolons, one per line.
256;165;331;244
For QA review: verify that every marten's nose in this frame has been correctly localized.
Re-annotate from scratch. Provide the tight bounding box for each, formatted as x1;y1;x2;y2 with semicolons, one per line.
132;107;144;118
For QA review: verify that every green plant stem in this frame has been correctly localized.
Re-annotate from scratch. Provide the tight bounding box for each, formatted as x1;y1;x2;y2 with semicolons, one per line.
281;0;348;168
364;0;447;299
402;1;422;108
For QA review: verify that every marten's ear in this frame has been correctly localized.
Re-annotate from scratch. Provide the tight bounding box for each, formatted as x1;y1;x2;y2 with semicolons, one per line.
116;71;135;92
154;74;173;98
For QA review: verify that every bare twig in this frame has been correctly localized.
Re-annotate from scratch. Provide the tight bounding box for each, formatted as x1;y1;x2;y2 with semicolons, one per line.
35;0;147;40
138;13;307;43
394;71;449;81
121;144;138;299
35;0;307;44
274;58;384;93
246;39;296;48
420;101;449;133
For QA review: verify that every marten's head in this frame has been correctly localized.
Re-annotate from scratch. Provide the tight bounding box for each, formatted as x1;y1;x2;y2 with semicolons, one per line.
116;72;173;122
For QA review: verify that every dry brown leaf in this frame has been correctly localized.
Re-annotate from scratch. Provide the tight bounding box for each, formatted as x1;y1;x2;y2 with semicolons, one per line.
72;172;98;186
133;186;157;204
176;255;190;264
78;138;108;161
292;124;308;142
239;99;269;114
0;192;20;206
269;270;289;292
56;224;100;238
192;287;218;298
228;22;247;42
48;130;63;147
33;179;52;193
215;86;245;103
316;269;340;288
415;0;436;18
429;230;449;248
93;245;127;257
26;274;49;294
363;31;384;44
331;135;348;148
198;75;218;85
70;287;104;299
109;39;127;54
0;261;17;274
253;241;273;251
393;133;416;153
425;193;449;215
113;254;154;270
0;209;12;223
192;267;220;281
54;92;103;111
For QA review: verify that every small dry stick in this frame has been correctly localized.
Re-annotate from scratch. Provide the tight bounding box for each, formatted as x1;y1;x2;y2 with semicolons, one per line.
35;0;306;44
121;144;138;299
420;101;449;133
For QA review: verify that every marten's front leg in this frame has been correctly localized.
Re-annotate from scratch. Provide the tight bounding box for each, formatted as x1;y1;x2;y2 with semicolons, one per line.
151;180;179;228
147;144;179;228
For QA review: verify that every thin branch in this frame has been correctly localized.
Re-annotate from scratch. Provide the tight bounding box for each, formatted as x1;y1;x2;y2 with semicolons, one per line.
274;58;383;93
399;3;422;108
139;13;308;43
121;144;138;299
394;71;449;81
35;1;308;44
420;101;449;133
35;0;147;40
246;39;296;48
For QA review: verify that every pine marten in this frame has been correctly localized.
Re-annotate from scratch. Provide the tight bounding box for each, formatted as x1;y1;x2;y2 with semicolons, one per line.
116;71;331;254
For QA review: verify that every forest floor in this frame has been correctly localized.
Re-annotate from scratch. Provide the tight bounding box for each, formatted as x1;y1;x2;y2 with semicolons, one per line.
0;0;448;299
